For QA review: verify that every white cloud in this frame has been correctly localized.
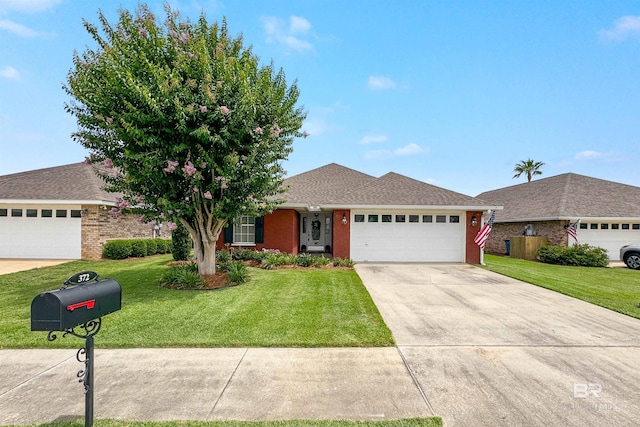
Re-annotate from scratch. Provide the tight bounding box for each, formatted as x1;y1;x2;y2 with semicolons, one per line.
290;16;311;34
0;65;20;80
574;150;621;161
365;143;429;160
262;16;313;53
599;15;640;41
0;0;62;14
368;75;396;90
359;133;388;145
394;143;429;156
0;19;38;37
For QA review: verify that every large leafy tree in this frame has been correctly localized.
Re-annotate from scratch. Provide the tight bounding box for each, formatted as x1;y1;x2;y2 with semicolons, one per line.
64;4;306;275
513;158;545;182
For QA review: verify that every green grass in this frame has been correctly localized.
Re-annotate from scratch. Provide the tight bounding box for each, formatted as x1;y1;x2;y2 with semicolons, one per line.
0;255;394;349
482;254;640;319
3;419;441;427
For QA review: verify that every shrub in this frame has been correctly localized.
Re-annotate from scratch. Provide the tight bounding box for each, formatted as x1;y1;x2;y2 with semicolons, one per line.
311;255;331;267
172;221;191;261
130;239;147;257
537;244;609;267
231;248;265;262
226;261;249;285
333;257;356;268
262;253;295;269
102;240;132;260
216;249;231;263
155;238;168;254
159;262;205;289
146;238;158;255
295;253;315;267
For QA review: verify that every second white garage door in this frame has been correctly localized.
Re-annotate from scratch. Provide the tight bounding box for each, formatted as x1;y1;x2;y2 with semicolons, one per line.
350;210;465;262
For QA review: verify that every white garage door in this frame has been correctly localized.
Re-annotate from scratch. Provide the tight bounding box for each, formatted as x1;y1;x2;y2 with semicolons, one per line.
575;221;640;261
0;205;82;259
350;210;465;262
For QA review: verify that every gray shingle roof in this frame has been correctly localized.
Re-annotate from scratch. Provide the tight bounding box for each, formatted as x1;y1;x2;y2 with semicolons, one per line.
477;173;640;221
283;163;496;208
0;163;117;203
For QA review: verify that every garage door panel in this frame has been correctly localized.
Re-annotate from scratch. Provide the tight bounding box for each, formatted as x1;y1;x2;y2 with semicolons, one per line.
0;206;81;259
577;227;640;261
351;210;465;262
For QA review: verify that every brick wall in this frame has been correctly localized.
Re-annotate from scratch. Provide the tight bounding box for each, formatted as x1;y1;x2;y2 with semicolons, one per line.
485;220;568;255
332;209;350;259
81;205;154;260
264;209;300;254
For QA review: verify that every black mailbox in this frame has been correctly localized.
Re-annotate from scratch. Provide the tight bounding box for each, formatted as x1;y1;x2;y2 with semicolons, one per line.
31;272;121;332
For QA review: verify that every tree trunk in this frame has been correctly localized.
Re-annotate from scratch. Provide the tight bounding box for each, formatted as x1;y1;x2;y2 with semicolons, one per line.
180;216;225;276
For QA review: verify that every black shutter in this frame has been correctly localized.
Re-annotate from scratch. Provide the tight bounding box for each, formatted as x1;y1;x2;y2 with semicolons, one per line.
223;222;233;243
255;216;264;244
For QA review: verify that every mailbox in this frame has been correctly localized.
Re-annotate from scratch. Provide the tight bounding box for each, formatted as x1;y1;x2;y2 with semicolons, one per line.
31;273;121;332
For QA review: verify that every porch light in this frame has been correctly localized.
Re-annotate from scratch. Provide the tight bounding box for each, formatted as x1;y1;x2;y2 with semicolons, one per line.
341;214;348;225
471;215;478;227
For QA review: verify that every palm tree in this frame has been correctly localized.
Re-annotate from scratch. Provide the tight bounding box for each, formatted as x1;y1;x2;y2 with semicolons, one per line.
513;158;545;182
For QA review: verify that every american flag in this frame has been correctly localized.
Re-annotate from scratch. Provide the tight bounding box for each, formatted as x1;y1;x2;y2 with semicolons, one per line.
474;211;495;249
566;219;580;243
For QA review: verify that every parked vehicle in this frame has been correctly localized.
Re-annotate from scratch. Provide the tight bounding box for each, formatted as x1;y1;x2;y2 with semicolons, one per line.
620;244;640;269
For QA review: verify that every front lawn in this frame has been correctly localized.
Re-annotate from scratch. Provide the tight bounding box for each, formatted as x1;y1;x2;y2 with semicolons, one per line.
482;254;640;319
0;255;394;348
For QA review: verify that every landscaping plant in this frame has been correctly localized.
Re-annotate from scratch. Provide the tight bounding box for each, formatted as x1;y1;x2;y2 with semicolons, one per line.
65;3;306;275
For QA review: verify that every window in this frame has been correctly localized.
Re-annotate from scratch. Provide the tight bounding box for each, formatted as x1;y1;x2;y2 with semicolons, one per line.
0;209;7;217
368;214;379;223
26;209;38;218
409;215;419;223
423;215;432;223
579;223;588;229
11;209;22;217
233;215;255;244
590;223;598;230
436;215;446;223
354;214;365;223
56;210;67;218
395;215;405;223
71;210;82;218
612;224;619;230
622;224;630;230
381;215;392;223
41;209;52;218
601;224;609;230
449;215;460;223
633;224;640;230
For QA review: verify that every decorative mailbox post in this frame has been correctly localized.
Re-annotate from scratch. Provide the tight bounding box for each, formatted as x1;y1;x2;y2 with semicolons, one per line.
31;271;121;427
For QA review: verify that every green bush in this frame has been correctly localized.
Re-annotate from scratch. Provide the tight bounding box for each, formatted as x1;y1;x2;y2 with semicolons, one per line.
537;244;609;267
130;239;147;257
226;261;249;285
146;239;158;255
159;262;205;289
155;238;169;254
172;221;191;261
333;257;356;267
216;249;231;263
311;255;331;267
102;240;132;260
262;253;296;269
295;253;315;267
231;248;266;262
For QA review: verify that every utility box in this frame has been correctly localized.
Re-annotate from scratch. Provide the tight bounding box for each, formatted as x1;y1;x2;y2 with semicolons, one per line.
31;272;121;332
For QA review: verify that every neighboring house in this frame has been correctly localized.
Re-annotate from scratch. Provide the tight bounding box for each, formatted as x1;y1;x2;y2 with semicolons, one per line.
0;163;153;260
477;173;640;260
218;163;501;263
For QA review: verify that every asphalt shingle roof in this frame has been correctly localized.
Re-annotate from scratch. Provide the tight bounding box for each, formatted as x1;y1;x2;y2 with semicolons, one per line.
477;173;640;221
0;163;117;202
284;163;495;208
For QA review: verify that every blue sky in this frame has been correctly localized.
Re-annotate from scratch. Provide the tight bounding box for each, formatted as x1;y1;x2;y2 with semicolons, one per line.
1;0;639;196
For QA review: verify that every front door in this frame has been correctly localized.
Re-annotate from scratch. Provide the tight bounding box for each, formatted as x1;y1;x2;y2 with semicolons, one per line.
300;212;332;252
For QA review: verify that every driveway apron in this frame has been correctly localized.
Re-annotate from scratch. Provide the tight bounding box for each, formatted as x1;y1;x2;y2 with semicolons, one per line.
356;263;640;427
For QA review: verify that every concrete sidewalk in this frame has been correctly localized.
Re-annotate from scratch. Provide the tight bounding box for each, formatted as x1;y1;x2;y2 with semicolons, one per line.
0;259;70;276
0;347;433;425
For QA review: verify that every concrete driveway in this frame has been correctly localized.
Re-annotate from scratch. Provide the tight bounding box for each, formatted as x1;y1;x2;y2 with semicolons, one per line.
0;259;70;275
355;263;640;427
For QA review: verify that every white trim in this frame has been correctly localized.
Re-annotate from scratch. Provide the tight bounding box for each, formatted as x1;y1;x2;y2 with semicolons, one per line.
497;216;640;223
0;199;115;205
281;203;503;211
